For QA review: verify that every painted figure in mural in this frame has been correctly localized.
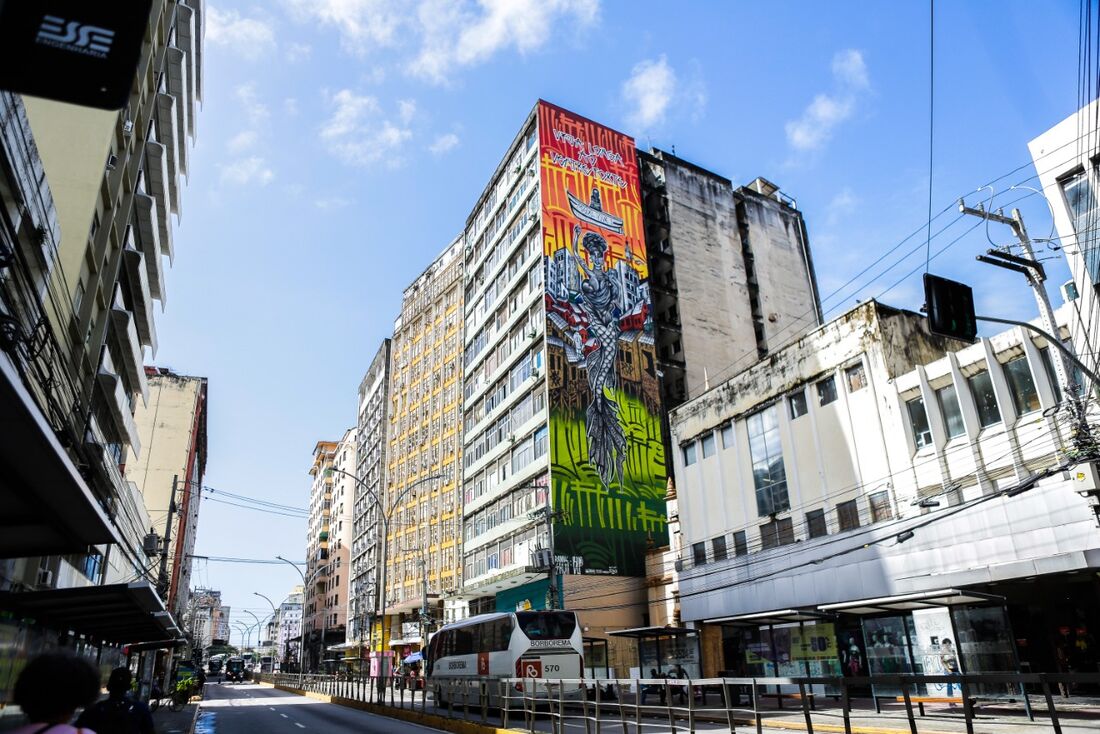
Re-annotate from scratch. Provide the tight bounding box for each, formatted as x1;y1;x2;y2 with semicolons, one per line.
570;222;627;488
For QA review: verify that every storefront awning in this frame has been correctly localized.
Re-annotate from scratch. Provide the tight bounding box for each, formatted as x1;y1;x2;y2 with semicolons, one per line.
126;638;188;652
387;637;421;647
607;625;697;639
817;588;1003;615
0;356;122;557
0;582;180;644
707;609;836;626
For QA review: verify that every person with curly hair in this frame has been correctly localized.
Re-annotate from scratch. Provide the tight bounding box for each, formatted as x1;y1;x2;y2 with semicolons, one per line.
10;652;102;733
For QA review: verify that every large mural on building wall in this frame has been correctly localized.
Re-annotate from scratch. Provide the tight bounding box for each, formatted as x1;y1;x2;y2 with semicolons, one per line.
538;101;667;577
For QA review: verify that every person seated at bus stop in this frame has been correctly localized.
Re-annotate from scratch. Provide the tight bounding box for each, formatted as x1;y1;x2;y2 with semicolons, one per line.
640;668;665;705
668;665;688;705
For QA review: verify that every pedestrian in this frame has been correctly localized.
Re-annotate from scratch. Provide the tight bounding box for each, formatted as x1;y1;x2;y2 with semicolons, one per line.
640;668;663;705
939;639;960;703
669;664;688;705
76;667;155;734
9;652;101;734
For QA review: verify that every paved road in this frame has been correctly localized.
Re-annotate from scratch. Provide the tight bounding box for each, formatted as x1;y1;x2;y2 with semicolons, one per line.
197;682;449;734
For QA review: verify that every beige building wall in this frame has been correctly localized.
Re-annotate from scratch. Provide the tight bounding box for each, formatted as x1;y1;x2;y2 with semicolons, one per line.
128;369;208;616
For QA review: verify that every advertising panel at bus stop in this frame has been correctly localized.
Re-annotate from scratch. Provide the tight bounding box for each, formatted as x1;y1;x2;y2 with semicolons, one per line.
538;100;668;577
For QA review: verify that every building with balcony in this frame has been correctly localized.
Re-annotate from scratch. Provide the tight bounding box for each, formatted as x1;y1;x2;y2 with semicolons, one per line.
381;238;464;657
128;368;208;620
350;340;390;648
0;0;201;684
669;298;1100;681
275;586;303;671
304;433;353;671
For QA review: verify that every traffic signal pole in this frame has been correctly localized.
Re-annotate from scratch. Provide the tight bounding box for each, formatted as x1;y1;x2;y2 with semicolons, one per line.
959;201;1075;393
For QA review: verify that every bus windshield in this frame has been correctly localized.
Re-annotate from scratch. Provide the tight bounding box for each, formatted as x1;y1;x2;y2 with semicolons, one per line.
515;611;577;640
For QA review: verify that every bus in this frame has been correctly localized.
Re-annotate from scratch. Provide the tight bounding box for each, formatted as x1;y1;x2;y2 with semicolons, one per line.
426;610;583;705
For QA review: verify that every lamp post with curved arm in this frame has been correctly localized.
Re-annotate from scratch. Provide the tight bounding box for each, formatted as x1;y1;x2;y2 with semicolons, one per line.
325;467;444;700
276;556;326;687
254;592;280;672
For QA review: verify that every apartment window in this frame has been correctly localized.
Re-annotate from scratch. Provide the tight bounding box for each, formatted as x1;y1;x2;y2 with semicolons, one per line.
732;530;748;556
746;406;789;516
868;490;894;523
936;384;965;439
806;509;828;539
788;390;808;419
906;397;933;449
682;443;697;466
692;542;706;566
1004;356;1040;415
720;424;734;449
760;517;795;550
837;499;860;532
712;535;728;562
846;363;867;392
701;433;716;458
817;376;838;405
968;369;1002;427
1062;170;1100;283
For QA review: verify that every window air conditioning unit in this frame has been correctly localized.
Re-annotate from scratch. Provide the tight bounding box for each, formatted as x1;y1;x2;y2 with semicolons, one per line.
123;119;134;136
106;154;118;171
36;568;54;587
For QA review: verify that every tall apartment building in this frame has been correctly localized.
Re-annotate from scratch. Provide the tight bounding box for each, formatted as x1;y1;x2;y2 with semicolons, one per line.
188;588;229;649
456;103;822;672
0;0;202;661
350;340;390;645
304;432;354;670
381;238;464;653
128;368;208;620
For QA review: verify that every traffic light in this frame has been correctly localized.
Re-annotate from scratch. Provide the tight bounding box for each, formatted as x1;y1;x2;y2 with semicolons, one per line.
923;273;977;343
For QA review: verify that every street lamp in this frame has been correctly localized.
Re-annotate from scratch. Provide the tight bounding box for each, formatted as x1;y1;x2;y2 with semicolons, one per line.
276;555;327;687
255;592;280;672
325;467;444;700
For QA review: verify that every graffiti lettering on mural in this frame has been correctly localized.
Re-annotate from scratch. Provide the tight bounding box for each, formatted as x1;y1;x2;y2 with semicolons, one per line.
538;100;667;577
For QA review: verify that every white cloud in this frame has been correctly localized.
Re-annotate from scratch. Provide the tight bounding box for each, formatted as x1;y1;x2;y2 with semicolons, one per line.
429;132;459;155
206;7;276;60
220;157;275;186
785;49;870;153
236;84;270;126
622;55;676;129
320;90;412;166
398;99;417;124
826;187;859;226
227;130;257;153
286;42;312;62
284;97;299;116
414;0;599;83
314;196;351;210
285;0;405;53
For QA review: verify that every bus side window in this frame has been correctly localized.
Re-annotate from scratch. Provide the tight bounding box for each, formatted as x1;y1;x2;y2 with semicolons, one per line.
455;627;474;656
491;618;511;652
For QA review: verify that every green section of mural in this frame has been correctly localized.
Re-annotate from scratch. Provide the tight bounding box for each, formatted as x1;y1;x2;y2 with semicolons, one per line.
550;389;667;577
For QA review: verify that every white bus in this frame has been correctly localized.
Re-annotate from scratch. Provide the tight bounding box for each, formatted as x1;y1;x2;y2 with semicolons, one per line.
426;610;584;705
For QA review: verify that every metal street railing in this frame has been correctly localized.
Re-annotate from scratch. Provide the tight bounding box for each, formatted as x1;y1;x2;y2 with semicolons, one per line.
261;671;1100;734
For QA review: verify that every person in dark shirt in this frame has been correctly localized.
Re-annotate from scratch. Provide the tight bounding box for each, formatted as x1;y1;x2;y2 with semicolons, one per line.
76;667;155;734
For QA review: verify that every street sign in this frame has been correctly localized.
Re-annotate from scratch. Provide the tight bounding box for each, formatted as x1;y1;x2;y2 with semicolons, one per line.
0;0;154;109
923;273;977;343
516;658;543;678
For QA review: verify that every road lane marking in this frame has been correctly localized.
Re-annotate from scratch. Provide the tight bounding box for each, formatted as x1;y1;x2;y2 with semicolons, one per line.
270;707;276;711
280;713;288;718
294;724;305;729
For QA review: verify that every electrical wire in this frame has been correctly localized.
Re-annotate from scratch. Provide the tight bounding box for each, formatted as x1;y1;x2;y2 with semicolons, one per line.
925;0;935;274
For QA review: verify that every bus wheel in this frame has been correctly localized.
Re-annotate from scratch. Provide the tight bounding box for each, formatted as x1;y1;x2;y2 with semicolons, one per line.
434;686;446;708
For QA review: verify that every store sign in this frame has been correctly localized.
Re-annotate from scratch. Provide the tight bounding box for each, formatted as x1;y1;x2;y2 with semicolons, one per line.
0;0;154;109
538;100;668;578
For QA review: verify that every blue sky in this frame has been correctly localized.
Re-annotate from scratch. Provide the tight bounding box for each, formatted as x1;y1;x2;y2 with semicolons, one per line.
156;0;1083;641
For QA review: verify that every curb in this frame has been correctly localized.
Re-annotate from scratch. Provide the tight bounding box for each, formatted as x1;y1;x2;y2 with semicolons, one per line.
187;701;201;734
267;683;960;734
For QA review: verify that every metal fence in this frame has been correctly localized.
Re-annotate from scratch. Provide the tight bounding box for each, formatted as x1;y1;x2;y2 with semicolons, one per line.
262;671;1100;734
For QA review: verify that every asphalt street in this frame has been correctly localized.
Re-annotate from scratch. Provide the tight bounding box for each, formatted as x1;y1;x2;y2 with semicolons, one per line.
197;682;450;734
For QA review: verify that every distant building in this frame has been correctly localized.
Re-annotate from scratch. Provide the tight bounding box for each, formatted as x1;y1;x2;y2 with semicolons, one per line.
128;368;209;621
275;586;303;670
189;588;229;649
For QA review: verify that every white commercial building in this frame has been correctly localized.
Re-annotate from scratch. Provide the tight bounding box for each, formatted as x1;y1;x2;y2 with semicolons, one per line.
670;300;1100;680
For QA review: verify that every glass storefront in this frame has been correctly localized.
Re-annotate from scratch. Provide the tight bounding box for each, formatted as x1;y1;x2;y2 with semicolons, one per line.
639;632;701;679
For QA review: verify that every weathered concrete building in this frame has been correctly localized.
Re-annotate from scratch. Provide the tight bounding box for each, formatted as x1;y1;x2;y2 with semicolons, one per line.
350;339;391;647
670;299;1100;681
128;368;209;620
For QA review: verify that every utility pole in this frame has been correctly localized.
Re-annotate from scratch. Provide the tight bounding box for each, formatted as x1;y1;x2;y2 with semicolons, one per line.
157;475;178;600
528;493;564;609
960;201;1075;391
418;555;430;653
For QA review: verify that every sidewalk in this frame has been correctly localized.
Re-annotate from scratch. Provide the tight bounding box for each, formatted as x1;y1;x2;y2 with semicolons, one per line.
151;697;200;734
